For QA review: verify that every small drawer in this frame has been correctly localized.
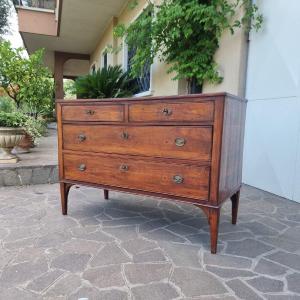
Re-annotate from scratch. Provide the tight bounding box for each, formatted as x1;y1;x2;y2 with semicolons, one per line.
62;104;124;122
63;153;210;200
129;101;214;122
62;125;212;161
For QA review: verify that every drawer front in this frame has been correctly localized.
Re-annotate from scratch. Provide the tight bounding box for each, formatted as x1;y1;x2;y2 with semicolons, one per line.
62;105;124;122
63;125;212;161
129;101;214;122
64;153;210;200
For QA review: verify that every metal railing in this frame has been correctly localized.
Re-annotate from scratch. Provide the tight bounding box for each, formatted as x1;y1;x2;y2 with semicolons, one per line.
14;0;56;10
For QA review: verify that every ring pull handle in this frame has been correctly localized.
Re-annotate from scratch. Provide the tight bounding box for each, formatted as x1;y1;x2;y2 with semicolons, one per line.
162;108;172;116
173;175;184;184
78;164;86;172
121;132;129;140
175;137;186;147
78;134;86;142
86;109;95;115
120;164;129;172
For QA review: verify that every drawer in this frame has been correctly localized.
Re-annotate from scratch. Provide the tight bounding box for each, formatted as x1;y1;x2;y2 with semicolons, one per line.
62;104;124;122
63;125;212;161
64;153;210;200
129;101;214;122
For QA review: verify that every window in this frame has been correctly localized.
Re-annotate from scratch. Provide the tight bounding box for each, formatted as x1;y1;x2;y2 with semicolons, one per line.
90;64;96;74
101;52;108;70
126;46;151;95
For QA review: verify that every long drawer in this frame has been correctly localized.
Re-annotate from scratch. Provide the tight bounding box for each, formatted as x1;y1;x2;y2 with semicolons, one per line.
62;104;124;122
63;153;210;200
63;125;212;161
129;101;214;122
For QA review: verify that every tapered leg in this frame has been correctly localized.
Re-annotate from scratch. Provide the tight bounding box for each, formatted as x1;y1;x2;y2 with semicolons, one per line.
209;208;220;254
60;183;72;215
104;189;109;200
196;205;220;254
231;190;240;225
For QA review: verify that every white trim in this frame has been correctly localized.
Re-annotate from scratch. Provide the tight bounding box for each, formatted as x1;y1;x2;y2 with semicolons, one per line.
133;90;153;98
16;5;55;13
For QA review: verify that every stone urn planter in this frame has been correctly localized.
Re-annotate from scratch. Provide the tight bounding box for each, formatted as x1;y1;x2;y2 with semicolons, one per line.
13;132;35;154
0;127;25;163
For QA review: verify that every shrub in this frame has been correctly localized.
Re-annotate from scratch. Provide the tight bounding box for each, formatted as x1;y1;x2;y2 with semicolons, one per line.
74;65;137;99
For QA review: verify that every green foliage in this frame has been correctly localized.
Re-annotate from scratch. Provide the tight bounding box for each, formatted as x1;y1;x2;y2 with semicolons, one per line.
114;0;263;87
0;0;10;37
0;111;46;138
0;111;27;128
74;65;137;99
0;96;16;113
0;41;54;118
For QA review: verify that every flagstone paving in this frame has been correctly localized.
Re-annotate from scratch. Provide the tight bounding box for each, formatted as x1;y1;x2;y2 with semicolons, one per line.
0;184;300;299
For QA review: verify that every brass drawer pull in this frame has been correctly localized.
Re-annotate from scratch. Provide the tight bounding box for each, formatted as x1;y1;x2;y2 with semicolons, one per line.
175;137;186;147
78;134;86;142
173;175;184;184
121;132;129;140
120;164;129;172
162;108;172;116
86;109;95;115
78;164;86;172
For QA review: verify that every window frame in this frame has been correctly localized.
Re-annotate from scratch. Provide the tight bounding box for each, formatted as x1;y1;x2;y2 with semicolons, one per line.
122;5;153;97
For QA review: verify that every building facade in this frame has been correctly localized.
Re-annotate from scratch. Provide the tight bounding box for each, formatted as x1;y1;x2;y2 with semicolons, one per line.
14;0;300;203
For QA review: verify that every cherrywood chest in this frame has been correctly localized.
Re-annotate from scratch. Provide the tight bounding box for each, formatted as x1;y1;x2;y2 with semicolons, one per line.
56;93;246;253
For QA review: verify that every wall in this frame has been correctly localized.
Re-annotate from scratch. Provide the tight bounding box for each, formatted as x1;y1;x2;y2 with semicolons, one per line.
243;0;300;203
90;0;248;97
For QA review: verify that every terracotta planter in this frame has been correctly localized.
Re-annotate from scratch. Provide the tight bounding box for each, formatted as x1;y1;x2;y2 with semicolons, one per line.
0;127;25;163
13;132;34;154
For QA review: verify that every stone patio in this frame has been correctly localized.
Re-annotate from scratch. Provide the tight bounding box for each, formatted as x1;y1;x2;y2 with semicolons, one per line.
0;184;299;299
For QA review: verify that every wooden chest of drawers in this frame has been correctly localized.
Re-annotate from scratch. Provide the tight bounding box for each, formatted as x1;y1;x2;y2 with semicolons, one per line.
56;93;246;254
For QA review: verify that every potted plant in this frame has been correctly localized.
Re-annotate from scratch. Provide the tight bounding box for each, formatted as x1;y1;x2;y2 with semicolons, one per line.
0;111;27;163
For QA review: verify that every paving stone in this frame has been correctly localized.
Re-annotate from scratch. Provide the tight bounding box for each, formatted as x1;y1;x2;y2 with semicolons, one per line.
124;263;171;284
0;287;42;300
133;249;167;263
72;230;114;242
206;265;257;278
102;216;148;227
185;232;211;245
104;208;140;219
226;239;273;258
49;166;59;183
165;223;199;235
142;228;186;243
90;243;131;266
58;238;102;255
27;270;64;292
158;242;201;268
265;295;300;300
286;273;300;293
31;167;52;184
0;258;48;287
265;251;300;271
180;217;208;229
226;279;263;300
254;258;287;276
138;218;171;232
246;276;284;293
204;252;252;269
171;267;227;297
69;287;129;300
35;231;71;248
131;282;179;300
121;238;157;255
219;231;254;241
51;253;91;272
83;265;125;288
242;221;278;236
102;225;139;241
46;274;82;297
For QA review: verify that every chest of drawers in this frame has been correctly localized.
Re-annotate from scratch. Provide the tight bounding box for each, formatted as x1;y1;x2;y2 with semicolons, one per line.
56;93;246;254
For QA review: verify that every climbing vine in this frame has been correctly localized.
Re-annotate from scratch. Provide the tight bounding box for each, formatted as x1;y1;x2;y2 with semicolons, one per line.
114;0;262;90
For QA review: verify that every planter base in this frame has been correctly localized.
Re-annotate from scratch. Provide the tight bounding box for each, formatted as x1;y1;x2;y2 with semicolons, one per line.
0;148;19;164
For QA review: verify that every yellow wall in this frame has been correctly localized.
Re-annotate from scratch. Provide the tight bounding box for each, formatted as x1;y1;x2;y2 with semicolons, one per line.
90;0;247;97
